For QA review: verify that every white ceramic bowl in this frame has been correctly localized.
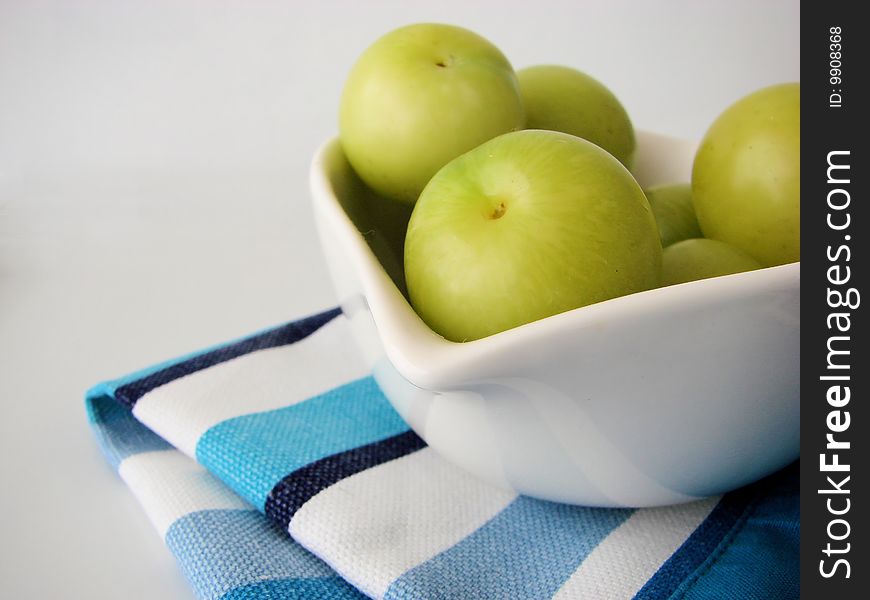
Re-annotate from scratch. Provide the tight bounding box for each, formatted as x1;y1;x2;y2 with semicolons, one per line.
310;131;799;507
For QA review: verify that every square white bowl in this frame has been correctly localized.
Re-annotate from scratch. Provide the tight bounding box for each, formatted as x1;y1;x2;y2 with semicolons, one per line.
310;130;799;507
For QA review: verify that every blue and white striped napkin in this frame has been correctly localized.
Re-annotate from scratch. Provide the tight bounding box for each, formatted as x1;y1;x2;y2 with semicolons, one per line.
86;308;799;599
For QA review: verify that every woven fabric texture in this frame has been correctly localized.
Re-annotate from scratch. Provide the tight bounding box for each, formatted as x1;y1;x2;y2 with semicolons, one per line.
86;307;799;599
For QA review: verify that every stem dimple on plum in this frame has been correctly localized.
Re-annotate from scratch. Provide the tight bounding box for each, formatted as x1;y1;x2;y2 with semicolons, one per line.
434;54;455;68
488;201;507;220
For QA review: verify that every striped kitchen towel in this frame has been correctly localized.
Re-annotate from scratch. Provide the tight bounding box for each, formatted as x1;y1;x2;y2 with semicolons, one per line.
86;307;799;599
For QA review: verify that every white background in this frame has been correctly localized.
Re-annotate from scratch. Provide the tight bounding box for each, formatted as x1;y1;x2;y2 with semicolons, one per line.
0;1;799;598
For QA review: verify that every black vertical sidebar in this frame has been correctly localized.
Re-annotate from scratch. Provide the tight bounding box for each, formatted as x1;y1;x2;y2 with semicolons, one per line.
801;3;867;598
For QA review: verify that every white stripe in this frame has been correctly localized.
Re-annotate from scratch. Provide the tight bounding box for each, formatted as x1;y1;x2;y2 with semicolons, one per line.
553;496;720;600
132;317;369;456
288;447;516;599
118;449;250;539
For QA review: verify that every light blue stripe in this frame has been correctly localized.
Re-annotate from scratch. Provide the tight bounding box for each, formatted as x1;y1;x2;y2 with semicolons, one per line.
165;508;338;600
219;576;366;600
385;497;633;600
85;393;172;467
195;376;408;510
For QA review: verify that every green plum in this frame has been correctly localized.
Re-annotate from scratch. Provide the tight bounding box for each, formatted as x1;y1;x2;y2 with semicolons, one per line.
662;238;762;287
340;23;524;204
405;130;661;342
644;183;702;248
692;83;800;266
517;65;635;168
329;147;413;295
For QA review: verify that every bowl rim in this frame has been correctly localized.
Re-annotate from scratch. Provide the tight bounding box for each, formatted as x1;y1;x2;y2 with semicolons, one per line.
311;133;801;389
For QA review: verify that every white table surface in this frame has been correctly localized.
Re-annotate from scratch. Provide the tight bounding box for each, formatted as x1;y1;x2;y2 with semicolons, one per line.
0;1;799;597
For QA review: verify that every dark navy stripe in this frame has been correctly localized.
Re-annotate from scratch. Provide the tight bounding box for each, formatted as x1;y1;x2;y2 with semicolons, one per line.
632;475;764;599
114;307;341;408
679;463;799;599
265;429;426;528
197;376;408;511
